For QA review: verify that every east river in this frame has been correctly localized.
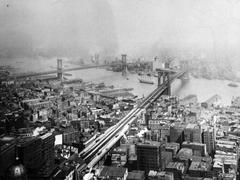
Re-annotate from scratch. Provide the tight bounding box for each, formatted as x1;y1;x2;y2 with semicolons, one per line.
2;57;240;105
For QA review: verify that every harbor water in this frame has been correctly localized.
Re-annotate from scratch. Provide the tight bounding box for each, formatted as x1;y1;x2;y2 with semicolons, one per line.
1;58;240;105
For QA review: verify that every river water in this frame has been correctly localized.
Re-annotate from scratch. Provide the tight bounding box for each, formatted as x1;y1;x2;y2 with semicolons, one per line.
1;58;240;105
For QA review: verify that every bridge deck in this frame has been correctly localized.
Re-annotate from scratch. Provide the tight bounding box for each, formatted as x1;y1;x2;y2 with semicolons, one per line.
9;64;108;79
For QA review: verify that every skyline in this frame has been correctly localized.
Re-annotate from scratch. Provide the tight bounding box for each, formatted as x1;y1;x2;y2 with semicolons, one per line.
1;0;240;63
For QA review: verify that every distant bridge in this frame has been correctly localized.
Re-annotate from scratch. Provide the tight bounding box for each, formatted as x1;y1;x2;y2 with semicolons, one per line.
9;64;108;79
9;55;130;80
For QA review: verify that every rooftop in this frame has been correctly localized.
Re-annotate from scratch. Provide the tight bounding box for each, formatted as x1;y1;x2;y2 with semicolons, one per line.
186;123;199;129
137;141;162;148
189;161;211;171
127;171;144;180
99;166;127;178
166;162;185;171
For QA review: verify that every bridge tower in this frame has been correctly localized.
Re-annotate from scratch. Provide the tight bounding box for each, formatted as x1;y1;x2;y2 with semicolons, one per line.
57;59;63;80
180;60;189;80
157;69;171;95
121;54;127;76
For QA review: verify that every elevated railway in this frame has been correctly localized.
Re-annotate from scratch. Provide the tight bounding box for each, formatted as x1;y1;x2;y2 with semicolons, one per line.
79;71;186;169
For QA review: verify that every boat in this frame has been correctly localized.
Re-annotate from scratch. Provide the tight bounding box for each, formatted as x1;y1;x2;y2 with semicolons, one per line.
63;73;72;76
228;83;238;88
139;75;154;84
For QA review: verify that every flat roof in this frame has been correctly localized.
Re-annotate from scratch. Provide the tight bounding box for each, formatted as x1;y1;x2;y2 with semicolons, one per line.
166;162;185;170
189;161;211;171
99;166;127;178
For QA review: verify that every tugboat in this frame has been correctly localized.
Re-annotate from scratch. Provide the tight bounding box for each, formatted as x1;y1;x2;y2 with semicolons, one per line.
228;82;238;88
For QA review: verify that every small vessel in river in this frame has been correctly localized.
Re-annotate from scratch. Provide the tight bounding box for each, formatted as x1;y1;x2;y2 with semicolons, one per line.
138;75;154;84
228;82;238;88
63;73;72;76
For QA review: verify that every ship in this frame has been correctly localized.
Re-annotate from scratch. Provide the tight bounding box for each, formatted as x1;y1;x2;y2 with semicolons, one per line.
138;75;154;84
63;73;72;76
228;82;238;88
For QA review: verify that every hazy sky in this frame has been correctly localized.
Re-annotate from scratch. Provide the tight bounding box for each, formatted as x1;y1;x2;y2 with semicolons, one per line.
1;0;240;61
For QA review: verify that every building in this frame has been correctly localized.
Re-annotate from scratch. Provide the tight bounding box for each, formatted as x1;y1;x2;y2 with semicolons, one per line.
170;123;185;144
136;142;162;172
148;170;174;180
111;146;128;166
184;123;202;143
16;137;43;171
159;125;170;142
152;58;165;71
62;130;81;146
0;136;16;178
127;171;145;180
182;142;207;157
188;161;212;178
202;126;215;155
165;162;185;180
163;142;180;158
98;166;128;180
161;151;173;170
37;132;55;177
15;132;55;178
176;148;193;162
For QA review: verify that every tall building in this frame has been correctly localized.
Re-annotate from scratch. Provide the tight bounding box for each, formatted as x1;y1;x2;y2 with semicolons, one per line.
63;129;80;146
38;132;55;178
136;142;163;172
202;126;215;155
17;137;43;171
0;136;16;178
184;123;202;143
16;132;55;178
170;123;185;144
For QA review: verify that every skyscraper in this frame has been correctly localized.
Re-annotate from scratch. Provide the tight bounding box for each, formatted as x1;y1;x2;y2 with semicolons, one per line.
202;126;215;155
17;137;43;171
136;142;162;172
184;123;202;143
170;123;185;144
38;132;55;177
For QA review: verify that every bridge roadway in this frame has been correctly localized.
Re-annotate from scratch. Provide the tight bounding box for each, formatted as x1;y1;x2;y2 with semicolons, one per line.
78;71;186;170
9;64;108;79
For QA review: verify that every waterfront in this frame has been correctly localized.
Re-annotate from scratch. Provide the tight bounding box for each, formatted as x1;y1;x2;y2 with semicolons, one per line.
69;68;240;105
1;58;240;105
